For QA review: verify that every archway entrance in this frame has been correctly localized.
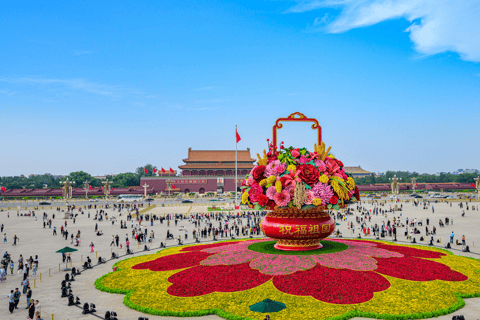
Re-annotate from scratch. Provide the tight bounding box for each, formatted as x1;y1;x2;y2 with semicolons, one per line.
184;189;190;194
199;187;205;194
217;186;224;194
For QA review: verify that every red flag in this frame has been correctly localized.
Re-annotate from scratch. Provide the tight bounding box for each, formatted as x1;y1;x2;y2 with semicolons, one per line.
0;187;6;192
89;185;93;190
101;186;104;191
172;184;176;189
472;184;476;187
161;168;166;173
235;205;240;210
169;168;174;173
144;167;148;174
153;167;157;173
236;128;241;143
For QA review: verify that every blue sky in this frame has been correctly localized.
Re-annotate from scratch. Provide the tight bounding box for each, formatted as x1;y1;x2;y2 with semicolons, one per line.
1;1;480;176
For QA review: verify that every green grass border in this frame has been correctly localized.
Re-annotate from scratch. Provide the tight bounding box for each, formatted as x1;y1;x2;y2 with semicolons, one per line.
95;239;480;320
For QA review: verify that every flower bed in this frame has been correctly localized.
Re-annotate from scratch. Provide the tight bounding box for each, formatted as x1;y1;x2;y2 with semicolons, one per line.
96;239;480;320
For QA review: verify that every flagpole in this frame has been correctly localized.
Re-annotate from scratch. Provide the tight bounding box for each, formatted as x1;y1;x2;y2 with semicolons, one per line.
235;125;238;209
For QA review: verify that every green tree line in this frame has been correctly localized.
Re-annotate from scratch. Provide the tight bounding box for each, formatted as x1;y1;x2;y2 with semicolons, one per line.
354;171;479;185
0;164;159;189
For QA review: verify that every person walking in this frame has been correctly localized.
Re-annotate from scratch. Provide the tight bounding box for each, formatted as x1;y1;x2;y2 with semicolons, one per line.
13;235;18;246
89;242;95;253
13;287;21;309
8;290;15;313
9;260;14;275
28;296;35;319
26;286;32;308
450;231;455;244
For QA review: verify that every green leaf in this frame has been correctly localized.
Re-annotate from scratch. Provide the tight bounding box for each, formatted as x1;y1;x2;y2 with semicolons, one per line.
333;204;340;210
327;204;332;209
305;184;312;189
254;204;263;210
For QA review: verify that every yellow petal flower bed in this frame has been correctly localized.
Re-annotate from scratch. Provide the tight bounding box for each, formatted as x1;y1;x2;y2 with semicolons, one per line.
95;240;480;320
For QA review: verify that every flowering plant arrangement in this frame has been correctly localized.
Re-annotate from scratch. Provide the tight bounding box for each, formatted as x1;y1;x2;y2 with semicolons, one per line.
241;141;359;210
96;239;480;320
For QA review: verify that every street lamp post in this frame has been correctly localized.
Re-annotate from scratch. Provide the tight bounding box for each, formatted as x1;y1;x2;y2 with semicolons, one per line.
142;183;149;199
165;179;172;198
103;179;112;204
474;176;480;200
83;180;90;200
389;175;401;210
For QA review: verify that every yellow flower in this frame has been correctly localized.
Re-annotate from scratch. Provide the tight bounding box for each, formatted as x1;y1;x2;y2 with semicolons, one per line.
331;179;349;201
286;164;296;173
312;198;322;206
266;176;277;184
319;174;329;184
275;180;282;193
346;177;355;190
241;192;249;204
259;179;268;186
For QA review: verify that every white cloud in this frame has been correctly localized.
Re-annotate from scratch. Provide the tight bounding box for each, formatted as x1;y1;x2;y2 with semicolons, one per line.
287;0;480;62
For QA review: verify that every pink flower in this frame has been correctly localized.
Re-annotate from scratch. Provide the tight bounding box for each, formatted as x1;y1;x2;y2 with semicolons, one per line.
305;191;314;204
273;190;290;207
246;175;255;186
248;183;263;203
274;163;286;175
265;160;283;177
285;185;295;197
266;186;277;200
297;155;308;165
314;160;326;172
290;149;300;158
312;182;334;205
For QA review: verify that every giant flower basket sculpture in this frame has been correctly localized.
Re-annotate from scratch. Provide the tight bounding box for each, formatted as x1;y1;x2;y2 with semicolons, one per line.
241;112;359;250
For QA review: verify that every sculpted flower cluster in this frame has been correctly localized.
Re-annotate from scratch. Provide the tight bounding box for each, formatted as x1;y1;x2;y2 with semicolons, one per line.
241;142;359;210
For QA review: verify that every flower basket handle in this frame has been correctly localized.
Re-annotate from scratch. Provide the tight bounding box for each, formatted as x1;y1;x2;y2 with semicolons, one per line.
272;112;322;147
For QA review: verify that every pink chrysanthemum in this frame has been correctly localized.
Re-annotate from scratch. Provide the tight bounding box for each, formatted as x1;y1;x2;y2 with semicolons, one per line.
273;190;290;207
265;160;283;177
305;190;314;205
312;182;334;205
266;186;277;200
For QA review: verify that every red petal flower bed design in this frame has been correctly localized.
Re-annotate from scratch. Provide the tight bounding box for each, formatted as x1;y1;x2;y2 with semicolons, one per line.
132;239;467;304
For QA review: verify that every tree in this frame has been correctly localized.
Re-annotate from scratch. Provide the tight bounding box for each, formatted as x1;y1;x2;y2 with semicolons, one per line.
113;172;139;187
63;171;98;188
135;164;158;179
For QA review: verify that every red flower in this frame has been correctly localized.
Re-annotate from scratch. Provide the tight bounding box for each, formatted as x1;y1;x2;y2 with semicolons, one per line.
297;164;320;187
248;182;263;203
256;194;269;207
329;195;338;205
251;165;266;180
354;186;360;200
335;159;344;168
273;264;390;304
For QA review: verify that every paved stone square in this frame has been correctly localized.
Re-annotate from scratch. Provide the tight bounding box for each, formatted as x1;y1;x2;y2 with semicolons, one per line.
0;198;479;320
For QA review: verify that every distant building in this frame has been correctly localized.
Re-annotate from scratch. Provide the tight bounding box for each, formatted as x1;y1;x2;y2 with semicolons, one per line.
452;169;479;175
141;148;256;194
344;166;372;178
